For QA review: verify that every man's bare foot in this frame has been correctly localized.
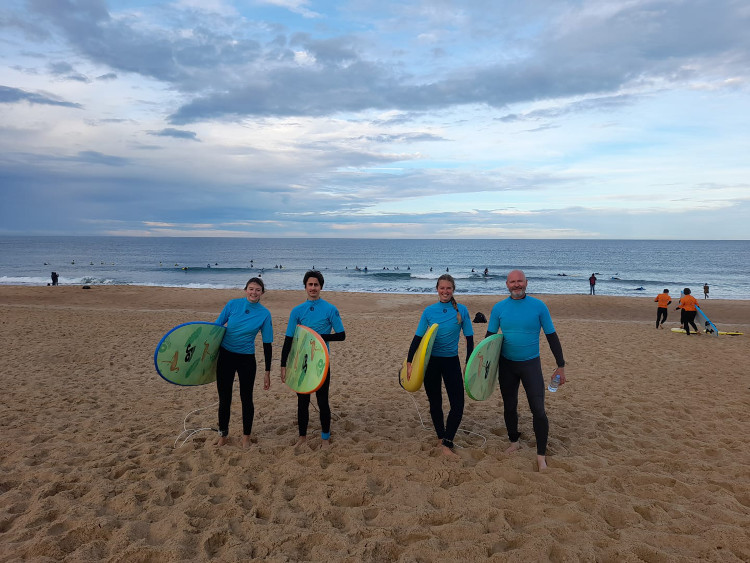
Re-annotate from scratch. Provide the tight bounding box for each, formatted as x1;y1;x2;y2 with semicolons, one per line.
241;435;251;448
436;438;443;448
537;455;548;471
294;436;307;448
505;441;521;454
321;439;331;450
441;445;459;458
216;435;229;447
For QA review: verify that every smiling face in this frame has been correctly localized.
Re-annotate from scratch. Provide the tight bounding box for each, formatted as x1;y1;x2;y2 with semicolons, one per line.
305;278;322;300
506;270;528;299
437;279;455;303
245;282;264;303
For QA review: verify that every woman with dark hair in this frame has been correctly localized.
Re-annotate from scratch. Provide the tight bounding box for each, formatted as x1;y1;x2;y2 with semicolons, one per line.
676;287;700;335
214;277;274;447
406;274;474;457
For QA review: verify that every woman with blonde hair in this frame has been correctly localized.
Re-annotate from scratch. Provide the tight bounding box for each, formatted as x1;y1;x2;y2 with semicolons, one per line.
406;274;474;457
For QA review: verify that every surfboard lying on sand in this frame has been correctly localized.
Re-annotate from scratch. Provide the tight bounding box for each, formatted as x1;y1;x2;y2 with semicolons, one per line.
154;322;226;386
399;323;439;392
285;325;330;394
671;328;743;336
464;333;503;400
695;307;719;337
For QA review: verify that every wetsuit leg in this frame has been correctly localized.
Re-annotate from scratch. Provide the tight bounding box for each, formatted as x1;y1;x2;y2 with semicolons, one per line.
315;368;331;434
423;357;446;440
297;367;331;436
498;356;522;443
441;356;465;446
236;354;257;435
518;357;549;456
297;393;310;437
656;307;667;328
216;347;236;436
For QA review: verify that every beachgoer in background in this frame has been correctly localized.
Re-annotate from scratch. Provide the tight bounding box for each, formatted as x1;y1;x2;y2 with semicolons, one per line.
486;269;566;471
589;273;597;295
51;272;59;286
406;274;474;457
703;283;709;299
280;270;345;449
654;289;671;329
676;287;700;335
214;277;273;447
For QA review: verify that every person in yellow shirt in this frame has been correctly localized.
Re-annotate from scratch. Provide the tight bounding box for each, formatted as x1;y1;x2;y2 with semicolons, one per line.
654;289;672;329
676;288;700;335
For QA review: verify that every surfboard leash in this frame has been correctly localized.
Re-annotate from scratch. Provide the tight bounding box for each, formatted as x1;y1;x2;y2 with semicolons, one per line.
402;389;488;449
173;401;219;448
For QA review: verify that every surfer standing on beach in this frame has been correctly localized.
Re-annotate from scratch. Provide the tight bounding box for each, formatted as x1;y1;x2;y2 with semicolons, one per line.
214;277;274;448
486;269;566;471
280;270;346;449
407;274;474;458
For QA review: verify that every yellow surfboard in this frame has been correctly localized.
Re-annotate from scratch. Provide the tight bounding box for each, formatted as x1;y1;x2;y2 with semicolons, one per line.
398;323;439;392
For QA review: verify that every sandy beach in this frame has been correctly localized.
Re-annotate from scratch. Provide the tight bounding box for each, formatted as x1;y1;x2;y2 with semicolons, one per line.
1;285;749;562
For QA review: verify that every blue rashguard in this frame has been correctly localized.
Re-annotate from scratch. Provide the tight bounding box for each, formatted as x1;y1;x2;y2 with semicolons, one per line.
216;298;273;354
416;301;474;357
285;299;345;348
487;296;555;361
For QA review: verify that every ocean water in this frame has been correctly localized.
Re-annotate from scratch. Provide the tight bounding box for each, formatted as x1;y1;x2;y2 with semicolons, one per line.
1;237;748;299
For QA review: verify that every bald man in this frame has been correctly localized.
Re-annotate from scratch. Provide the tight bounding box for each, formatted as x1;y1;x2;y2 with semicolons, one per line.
485;270;566;471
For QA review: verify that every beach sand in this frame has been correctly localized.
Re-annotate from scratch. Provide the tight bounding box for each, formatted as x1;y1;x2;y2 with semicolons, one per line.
1;285;749;562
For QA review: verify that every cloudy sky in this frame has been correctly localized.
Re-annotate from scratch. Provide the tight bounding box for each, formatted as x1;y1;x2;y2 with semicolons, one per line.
1;0;749;238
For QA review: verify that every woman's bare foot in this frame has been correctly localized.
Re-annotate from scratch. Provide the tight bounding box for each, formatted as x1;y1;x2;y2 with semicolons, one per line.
294;436;307;448
537;455;548;471
216;435;229;447
441;445;459;458
505;441;521;454
241;435;251;448
321;438;331;449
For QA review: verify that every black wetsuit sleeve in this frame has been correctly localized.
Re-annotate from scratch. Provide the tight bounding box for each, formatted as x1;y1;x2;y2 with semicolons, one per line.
406;335;422;363
465;335;475;361
263;342;273;372
321;331;346;342
545;332;565;367
280;335;294;367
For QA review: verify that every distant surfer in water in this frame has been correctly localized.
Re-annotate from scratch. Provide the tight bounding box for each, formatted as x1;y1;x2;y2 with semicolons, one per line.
214;277;274;448
485;270;566;471
406;274;474;458
280;270;346;449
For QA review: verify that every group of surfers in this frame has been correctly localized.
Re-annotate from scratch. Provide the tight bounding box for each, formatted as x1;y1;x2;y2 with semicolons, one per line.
213;269;566;471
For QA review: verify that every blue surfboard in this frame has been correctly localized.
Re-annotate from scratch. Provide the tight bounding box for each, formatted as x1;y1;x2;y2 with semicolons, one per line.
696;307;719;337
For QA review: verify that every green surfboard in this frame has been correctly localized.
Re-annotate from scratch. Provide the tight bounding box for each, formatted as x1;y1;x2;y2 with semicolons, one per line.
154;322;226;386
464;333;503;400
285;325;330;394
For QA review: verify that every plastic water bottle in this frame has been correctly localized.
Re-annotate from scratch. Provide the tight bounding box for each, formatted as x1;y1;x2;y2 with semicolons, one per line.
548;373;561;393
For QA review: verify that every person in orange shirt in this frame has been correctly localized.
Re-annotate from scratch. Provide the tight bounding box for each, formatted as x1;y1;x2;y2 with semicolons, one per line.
675;287;700;335
654;289;672;329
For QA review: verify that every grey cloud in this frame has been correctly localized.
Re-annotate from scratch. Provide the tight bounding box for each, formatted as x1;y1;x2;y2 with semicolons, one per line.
23;0;750;123
149;128;200;141
75;151;129;166
96;72;117;80
0;85;83;108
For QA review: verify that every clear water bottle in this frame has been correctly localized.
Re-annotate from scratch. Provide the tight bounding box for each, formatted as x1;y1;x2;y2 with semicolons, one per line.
548;373;561;393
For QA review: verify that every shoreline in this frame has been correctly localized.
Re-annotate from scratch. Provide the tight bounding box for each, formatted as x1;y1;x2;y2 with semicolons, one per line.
1;285;748;560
